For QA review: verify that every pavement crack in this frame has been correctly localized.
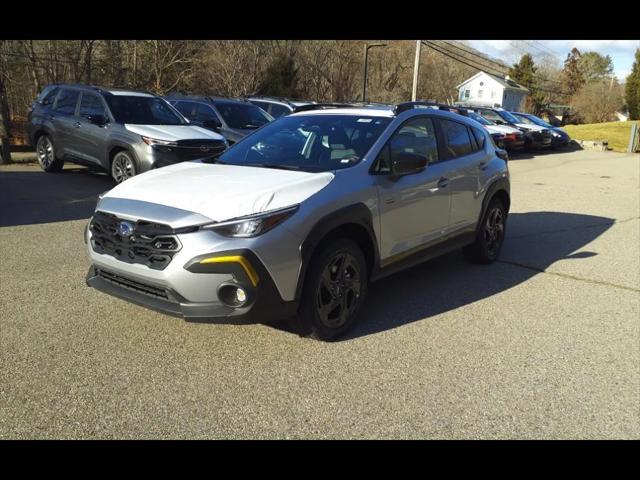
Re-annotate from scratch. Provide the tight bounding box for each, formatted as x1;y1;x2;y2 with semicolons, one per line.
496;259;640;293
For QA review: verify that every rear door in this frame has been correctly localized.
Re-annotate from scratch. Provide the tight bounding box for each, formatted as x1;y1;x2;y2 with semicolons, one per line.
50;88;81;156
435;118;486;232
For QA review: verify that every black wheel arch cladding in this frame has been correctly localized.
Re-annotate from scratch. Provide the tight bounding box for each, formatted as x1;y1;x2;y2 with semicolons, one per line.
295;203;380;301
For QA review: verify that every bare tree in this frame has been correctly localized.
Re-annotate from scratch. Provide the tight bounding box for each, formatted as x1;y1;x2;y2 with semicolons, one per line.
0;41;12;164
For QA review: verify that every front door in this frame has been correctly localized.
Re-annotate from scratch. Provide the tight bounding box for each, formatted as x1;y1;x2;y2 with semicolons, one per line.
374;116;451;263
74;92;111;167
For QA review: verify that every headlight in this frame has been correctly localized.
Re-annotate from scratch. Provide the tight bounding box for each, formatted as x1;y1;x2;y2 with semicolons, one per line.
202;205;299;238
141;136;178;147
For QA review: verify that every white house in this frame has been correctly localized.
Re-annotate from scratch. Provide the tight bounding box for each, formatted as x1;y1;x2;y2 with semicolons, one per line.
456;71;529;111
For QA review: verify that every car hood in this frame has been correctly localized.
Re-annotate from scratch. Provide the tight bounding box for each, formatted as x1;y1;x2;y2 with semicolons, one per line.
514;123;546;132
124;124;226;142
485;124;522;135
100;161;334;225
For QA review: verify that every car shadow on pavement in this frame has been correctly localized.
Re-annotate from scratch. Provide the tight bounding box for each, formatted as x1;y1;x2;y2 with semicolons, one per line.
275;211;614;341
0;167;113;227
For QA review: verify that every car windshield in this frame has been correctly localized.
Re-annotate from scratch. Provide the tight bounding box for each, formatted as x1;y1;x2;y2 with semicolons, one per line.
105;95;187;125
215;114;392;172
521;114;552;128
468;111;494;125
498;110;522;124
212;101;273;129
512;113;538;125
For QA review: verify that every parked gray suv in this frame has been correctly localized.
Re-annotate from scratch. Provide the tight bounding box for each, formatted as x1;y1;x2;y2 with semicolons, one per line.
27;84;228;183
85;101;510;341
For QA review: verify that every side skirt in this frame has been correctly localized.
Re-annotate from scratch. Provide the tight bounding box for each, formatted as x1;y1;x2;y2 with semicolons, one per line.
370;230;476;283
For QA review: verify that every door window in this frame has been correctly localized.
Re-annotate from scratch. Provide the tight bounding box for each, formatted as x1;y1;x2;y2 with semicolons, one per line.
53;89;80;115
438;119;474;158
79;93;107;118
195;103;221;123
270;103;291;118
173;101;196;119
373;117;438;173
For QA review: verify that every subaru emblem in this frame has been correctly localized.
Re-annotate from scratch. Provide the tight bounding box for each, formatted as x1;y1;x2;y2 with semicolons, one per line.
117;221;134;237
200;145;210;152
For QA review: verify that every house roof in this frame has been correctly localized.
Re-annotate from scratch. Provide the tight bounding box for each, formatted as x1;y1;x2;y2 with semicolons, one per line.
457;71;529;93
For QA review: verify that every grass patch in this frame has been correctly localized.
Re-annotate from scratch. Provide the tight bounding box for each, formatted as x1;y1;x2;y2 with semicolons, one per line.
562;121;639;153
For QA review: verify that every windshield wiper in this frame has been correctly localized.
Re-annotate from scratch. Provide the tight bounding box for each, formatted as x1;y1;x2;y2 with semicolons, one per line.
245;163;304;171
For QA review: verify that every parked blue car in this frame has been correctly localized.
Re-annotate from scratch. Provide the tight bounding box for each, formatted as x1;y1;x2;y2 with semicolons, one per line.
510;112;571;148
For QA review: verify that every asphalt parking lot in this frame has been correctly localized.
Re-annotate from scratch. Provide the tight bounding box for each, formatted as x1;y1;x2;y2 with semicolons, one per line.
1;149;638;439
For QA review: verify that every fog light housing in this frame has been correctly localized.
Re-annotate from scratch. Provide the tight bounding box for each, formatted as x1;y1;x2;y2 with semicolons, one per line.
218;283;250;308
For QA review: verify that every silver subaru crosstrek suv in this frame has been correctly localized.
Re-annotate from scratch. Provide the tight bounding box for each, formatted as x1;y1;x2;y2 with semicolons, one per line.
86;102;510;341
27;84;228;183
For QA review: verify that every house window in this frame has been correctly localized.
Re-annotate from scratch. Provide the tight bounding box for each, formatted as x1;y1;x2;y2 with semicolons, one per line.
478;89;483;98
464;89;470;99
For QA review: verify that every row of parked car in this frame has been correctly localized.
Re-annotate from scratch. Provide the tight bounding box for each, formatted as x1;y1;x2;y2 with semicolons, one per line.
26;83;570;183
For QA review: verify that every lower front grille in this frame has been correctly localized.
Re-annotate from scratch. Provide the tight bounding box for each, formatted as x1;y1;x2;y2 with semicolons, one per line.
95;268;169;300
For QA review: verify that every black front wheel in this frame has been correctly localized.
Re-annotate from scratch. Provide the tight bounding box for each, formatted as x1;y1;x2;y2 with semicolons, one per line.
464;198;507;264
299;239;368;341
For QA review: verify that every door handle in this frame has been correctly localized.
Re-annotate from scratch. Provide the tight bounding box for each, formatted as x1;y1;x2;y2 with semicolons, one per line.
74;121;81;128
437;177;449;188
479;161;488;171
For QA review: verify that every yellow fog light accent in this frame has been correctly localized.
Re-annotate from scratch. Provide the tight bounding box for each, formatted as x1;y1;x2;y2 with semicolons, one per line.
199;256;260;287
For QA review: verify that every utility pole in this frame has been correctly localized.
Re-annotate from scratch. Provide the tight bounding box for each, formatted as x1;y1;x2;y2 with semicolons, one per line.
362;43;387;103
411;40;422;101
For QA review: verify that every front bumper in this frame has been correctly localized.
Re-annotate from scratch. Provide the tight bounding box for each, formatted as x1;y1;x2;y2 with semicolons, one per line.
86;248;298;324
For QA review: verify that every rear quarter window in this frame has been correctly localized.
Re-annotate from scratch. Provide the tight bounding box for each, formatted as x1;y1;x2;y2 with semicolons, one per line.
471;127;486;150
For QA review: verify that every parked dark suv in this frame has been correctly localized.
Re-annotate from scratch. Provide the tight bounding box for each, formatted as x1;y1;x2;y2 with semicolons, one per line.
27;84;227;182
166;93;274;144
247;96;316;118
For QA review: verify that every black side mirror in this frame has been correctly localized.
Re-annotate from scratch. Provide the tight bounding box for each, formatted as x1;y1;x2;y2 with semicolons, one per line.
203;119;222;131
391;151;427;177
87;114;107;126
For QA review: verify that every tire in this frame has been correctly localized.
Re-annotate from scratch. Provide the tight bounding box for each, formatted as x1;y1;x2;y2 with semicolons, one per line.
111;150;138;183
299;238;368;341
36;134;64;172
464;198;507;264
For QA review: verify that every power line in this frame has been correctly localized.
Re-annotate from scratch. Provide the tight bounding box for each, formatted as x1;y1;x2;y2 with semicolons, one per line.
0;50;80;65
422;41;564;96
432;40;563;89
436;40;509;73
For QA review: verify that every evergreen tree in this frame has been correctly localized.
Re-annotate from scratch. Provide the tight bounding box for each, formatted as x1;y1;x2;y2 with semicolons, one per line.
578;51;614;83
259;53;298;98
625;49;640;120
562;48;585;101
509;54;545;114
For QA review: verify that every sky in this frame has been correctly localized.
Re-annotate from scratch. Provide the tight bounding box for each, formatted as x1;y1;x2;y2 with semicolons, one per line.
465;40;639;80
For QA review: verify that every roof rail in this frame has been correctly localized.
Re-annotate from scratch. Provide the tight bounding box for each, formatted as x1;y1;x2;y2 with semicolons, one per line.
292;103;359;113
394;101;470;116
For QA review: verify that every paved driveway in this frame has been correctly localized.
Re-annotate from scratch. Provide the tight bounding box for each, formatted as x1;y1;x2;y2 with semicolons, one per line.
1;150;638;439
